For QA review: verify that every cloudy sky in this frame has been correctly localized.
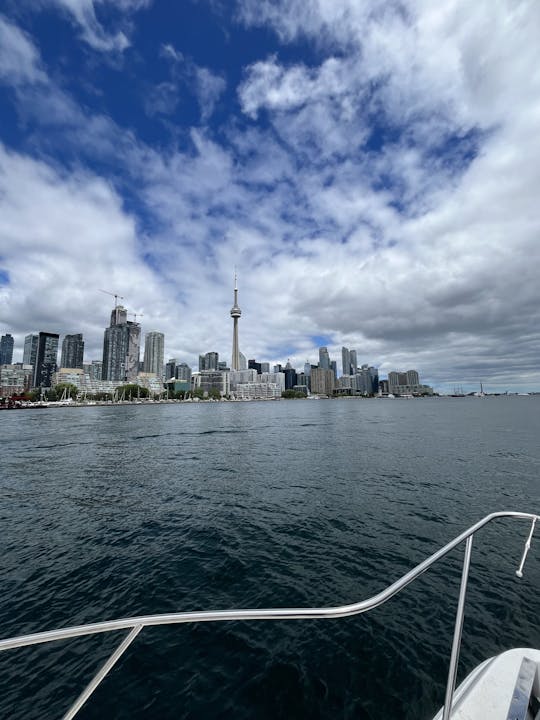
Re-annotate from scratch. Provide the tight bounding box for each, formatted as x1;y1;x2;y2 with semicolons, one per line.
0;0;539;392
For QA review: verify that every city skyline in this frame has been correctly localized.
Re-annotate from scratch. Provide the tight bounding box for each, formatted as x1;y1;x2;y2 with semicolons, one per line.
0;3;539;393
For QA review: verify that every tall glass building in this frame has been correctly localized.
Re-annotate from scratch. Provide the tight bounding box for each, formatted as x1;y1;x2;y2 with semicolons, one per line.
34;332;59;387
60;333;84;369
0;333;14;365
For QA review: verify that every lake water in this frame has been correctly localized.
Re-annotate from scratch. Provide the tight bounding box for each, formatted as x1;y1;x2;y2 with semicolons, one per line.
1;397;539;719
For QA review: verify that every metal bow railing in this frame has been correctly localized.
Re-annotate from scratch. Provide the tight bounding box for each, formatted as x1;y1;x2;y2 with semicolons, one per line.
0;511;538;720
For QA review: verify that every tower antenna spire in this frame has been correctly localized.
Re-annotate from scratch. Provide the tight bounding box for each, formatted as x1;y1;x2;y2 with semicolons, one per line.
230;269;242;371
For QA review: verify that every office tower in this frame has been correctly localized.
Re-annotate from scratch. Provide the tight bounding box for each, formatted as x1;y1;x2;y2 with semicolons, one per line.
34;332;59;387
175;363;191;382
23;334;39;369
350;350;357;375
143;331;165;377
0;334;14;365
283;361;297;390
230;273;242;371
319;347;330;369
248;359;262;373
330;360;337;380
407;369;420;386
102;305;140;382
239;351;247;370
165;358;177;380
199;352;219;371
341;347;351;377
60;333;84;369
260;362;270;373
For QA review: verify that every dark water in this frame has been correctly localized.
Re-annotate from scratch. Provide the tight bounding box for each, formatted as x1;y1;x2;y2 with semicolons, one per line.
1;397;539;719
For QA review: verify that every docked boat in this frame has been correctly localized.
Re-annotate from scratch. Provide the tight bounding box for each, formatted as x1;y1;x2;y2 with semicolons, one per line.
0;510;537;719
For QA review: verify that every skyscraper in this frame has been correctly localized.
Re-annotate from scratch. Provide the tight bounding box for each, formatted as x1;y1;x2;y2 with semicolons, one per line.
341;346;351;377
102;305;140;382
0;334;14;365
199;352;219;371
230;273;242;371
143;331;165;377
34;332;59;387
319;346;330;369
23;334;38;366
60;333;84;369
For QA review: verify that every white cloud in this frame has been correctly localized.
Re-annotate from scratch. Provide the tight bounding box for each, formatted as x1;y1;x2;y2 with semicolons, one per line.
1;4;540;390
0;15;47;85
45;0;152;52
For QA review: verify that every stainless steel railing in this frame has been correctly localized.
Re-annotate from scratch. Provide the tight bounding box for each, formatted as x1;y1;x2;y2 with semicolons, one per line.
0;510;537;720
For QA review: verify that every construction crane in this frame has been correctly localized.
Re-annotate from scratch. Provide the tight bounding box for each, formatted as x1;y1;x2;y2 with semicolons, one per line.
128;312;144;323
99;289;124;308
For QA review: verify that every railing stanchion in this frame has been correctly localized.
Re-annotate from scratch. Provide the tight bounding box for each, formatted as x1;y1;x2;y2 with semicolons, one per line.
62;624;143;720
441;534;474;720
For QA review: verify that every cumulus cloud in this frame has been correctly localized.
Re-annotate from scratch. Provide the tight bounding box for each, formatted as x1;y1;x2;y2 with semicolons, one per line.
1;3;540;390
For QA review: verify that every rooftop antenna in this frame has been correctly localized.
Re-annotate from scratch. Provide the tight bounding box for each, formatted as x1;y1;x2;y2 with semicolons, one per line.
99;289;124;308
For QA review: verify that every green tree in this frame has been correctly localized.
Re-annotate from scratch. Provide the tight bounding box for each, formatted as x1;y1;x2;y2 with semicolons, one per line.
54;383;79;400
117;384;149;400
281;389;306;399
208;388;221;400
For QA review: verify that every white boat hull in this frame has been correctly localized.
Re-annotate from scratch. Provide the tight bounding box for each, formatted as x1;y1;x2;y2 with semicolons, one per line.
433;648;540;719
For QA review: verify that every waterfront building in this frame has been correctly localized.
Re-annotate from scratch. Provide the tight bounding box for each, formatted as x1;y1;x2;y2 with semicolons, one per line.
0;364;33;396
230;274;242;371
311;367;335;395
23;334;39;370
260;371;285;391
230;369;257;390
387;369;432;395
143;331;165;378
318;347;330;370
350;350;358;375
0;334;14;365
199;352;219;371
193;370;230;397
33;332;59;388
235;382;281;400
60;333;84;369
102;305;140;382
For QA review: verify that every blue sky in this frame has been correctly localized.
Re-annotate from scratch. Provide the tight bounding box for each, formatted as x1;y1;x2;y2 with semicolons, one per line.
0;0;539;391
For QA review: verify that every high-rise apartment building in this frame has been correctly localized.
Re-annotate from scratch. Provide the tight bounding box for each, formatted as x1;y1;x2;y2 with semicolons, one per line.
23;334;39;369
199;352;219;371
165;358;177;380
102;305;140;382
0;333;14;365
143;331;165;377
60;333;84;369
34;332;59;387
318;347;330;369
341;346;351;377
311;367;335;395
350;350;357;375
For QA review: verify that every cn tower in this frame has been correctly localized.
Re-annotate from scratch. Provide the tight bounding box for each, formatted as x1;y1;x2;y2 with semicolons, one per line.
230;272;242;370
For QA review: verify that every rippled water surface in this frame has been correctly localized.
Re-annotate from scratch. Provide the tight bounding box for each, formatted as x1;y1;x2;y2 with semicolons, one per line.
1;397;539;719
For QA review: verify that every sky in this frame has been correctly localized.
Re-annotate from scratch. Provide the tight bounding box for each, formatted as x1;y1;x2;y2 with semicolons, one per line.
0;0;539;393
